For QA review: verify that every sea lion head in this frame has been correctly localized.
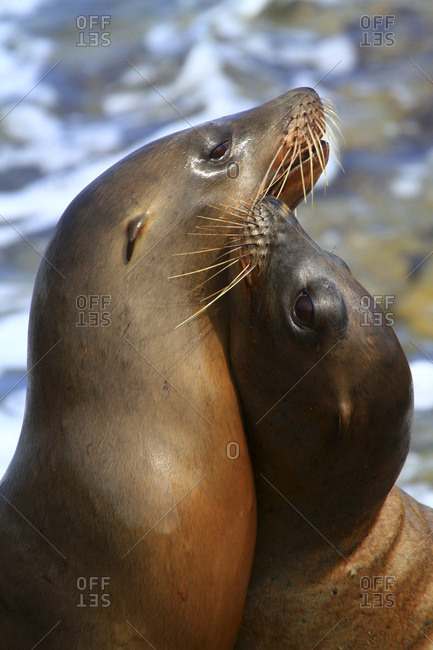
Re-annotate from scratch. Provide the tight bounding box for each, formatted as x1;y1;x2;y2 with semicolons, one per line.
24;87;332;396
118;85;333;275
228;197;413;546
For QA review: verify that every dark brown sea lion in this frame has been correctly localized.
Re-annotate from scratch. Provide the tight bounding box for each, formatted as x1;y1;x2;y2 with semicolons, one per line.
0;90;330;648
228;197;433;649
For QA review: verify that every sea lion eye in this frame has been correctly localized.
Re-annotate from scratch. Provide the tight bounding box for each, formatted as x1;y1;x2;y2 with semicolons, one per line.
209;140;229;160
293;291;314;327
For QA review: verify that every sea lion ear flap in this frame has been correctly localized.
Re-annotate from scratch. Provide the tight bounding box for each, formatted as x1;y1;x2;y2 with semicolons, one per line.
125;213;149;262
337;400;352;441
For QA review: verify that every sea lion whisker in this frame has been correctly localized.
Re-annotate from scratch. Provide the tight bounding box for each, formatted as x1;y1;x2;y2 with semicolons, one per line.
197;216;247;227
325;113;343;134
265;164;289;195
324;113;345;145
308;125;326;171
314;115;343;172
255;141;285;203
323;104;341;120
328;132;343;164
173;243;244;257
195;226;243;234
275;142;300;199
307;124;328;184
194;231;243;239
213;246;245;262
216;211;256;226
207;203;233;212
186;232;240;237
213;203;251;217
238;199;254;212
168;256;244;279
205;206;254;224
320;98;333;112
200;261;257;302
228;207;251;217
273;142;300;198
202;261;257;302
187;231;242;239
287;139;301;168
264;145;293;195
187;257;242;296
315;114;328;133
303;111;325;157
199;266;249;302
322;98;340;114
261;141;285;190
175;261;256;329
222;210;257;225
323;129;339;158
323;106;343;129
298;144;307;203
322;102;337;115
314;121;326;143
324;129;344;173
307;139;315;207
197;215;235;223
275;169;289;199
196;244;246;264
215;195;256;216
322;97;337;108
269;143;292;183
324;121;342;150
325;103;340;117
222;262;258;295
196;222;236;228
276;140;305;198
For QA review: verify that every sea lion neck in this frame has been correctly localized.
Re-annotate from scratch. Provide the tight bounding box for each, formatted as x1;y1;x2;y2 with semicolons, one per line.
231;335;411;555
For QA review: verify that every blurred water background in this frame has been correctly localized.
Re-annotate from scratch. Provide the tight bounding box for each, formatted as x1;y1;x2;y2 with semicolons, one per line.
0;0;432;503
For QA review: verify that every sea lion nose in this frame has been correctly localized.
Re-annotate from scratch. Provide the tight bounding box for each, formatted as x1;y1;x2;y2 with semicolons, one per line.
255;197;291;222
256;197;302;237
279;86;321;111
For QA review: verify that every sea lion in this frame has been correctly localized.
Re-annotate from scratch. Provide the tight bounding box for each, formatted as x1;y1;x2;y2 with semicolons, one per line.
228;197;433;648
0;90;331;648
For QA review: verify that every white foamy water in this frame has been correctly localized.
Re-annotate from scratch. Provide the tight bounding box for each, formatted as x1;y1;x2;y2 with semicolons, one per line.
411;360;433;411
402;483;433;508
0;389;26;476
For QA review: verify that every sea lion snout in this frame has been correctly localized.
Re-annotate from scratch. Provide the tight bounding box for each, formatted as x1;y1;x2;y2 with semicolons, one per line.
237;198;349;344
257;87;334;209
238;197;302;270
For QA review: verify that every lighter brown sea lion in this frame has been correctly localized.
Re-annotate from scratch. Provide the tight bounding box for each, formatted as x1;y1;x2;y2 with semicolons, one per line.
0;90;330;648
228;197;433;649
